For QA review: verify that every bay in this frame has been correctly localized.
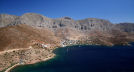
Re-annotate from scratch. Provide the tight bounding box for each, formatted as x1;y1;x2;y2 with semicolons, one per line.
11;43;134;72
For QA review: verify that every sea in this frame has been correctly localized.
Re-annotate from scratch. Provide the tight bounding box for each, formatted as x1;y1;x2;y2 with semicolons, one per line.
10;43;134;72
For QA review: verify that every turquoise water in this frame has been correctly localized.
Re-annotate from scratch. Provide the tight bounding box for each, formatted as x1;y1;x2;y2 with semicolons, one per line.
11;43;134;72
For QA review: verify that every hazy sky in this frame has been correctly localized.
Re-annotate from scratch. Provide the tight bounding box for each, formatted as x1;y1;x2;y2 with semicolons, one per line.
0;0;134;23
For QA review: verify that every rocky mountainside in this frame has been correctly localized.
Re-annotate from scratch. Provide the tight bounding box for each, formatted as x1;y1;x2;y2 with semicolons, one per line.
0;14;19;27
0;13;134;51
116;23;134;33
0;13;114;31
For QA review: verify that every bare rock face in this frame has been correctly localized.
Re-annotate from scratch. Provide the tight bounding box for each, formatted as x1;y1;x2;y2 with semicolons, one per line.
20;13;53;27
116;23;134;33
0;13;114;32
77;18;114;31
0;14;18;27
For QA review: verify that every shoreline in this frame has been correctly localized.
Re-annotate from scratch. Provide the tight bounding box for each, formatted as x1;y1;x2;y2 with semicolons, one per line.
2;42;134;72
0;45;56;72
4;63;20;72
4;54;55;72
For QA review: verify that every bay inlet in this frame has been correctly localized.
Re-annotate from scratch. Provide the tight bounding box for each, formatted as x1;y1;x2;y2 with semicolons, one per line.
10;43;134;72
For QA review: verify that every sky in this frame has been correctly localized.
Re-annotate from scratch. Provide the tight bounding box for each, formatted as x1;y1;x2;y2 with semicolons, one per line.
0;0;134;23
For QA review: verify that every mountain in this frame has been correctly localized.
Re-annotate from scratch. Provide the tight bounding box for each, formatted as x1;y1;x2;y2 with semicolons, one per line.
0;13;134;48
0;13;114;31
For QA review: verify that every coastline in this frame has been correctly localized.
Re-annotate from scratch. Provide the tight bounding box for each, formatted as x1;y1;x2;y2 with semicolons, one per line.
5;63;20;72
2;42;134;72
14;44;134;72
4;54;55;72
0;44;57;72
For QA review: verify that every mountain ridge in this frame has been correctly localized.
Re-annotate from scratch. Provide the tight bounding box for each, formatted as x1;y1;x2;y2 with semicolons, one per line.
0;13;134;47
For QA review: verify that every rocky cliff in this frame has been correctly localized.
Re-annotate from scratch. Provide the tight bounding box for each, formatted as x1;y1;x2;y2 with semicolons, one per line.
0;13;114;31
116;23;134;33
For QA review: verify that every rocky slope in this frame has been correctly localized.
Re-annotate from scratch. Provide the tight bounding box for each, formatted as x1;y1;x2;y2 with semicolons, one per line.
0;24;60;51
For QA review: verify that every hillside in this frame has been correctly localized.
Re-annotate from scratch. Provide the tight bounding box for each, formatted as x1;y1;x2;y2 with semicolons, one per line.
0;13;134;49
0;24;60;51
